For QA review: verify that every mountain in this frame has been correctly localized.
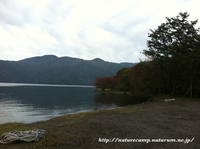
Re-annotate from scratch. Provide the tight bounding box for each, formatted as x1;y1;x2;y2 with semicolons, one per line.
0;55;137;85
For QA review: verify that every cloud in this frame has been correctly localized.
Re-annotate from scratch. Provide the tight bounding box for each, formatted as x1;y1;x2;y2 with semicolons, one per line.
0;0;200;63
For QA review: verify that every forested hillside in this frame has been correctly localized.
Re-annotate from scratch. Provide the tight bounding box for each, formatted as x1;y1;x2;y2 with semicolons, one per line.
0;55;136;85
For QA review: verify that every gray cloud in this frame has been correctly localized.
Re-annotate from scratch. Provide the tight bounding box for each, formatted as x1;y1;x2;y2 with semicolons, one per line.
0;0;200;63
0;0;33;27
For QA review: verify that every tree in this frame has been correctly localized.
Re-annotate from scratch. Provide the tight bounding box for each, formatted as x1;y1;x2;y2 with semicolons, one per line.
109;76;119;90
143;12;200;96
93;76;119;91
116;68;131;91
118;74;131;91
143;12;200;60
128;61;163;96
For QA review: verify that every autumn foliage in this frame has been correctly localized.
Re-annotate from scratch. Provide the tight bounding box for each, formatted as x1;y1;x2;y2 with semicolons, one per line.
93;76;119;91
94;12;200;97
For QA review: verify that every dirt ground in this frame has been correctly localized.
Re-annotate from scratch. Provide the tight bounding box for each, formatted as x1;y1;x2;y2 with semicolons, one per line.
0;99;200;149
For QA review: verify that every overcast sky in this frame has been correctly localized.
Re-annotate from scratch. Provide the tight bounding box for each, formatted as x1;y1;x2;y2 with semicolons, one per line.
0;0;199;63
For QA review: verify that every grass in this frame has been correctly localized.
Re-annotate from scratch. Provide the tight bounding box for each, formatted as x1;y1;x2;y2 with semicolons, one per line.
150;94;200;102
0;106;146;147
0;123;28;136
174;96;200;102
0;117;87;148
0;109;106;148
0;96;199;148
112;105;147;113
50;111;94;121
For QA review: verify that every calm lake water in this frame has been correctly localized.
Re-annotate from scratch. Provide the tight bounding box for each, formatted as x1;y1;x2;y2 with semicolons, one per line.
0;83;146;124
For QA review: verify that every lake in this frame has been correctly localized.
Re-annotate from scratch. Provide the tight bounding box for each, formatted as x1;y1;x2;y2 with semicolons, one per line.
0;83;146;124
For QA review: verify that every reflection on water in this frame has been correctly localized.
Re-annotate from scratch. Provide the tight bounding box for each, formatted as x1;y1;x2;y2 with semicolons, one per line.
0;83;146;124
94;93;146;107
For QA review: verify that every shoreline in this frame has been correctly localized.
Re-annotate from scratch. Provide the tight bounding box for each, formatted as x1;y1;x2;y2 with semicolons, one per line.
0;100;147;125
94;88;134;95
0;98;199;148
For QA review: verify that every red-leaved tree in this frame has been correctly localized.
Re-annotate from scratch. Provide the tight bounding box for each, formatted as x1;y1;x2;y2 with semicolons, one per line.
93;77;119;90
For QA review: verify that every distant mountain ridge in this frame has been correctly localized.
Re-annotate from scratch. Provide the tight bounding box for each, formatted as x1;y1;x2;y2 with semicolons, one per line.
0;55;137;85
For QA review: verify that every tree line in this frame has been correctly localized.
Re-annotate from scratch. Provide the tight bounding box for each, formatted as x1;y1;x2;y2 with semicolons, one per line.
94;12;200;97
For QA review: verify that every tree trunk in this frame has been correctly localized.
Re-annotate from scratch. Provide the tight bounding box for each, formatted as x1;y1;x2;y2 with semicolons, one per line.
184;79;193;97
185;84;191;96
171;84;176;95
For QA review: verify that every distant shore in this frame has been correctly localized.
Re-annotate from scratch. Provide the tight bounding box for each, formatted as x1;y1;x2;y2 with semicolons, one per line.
94;88;134;95
0;98;199;148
